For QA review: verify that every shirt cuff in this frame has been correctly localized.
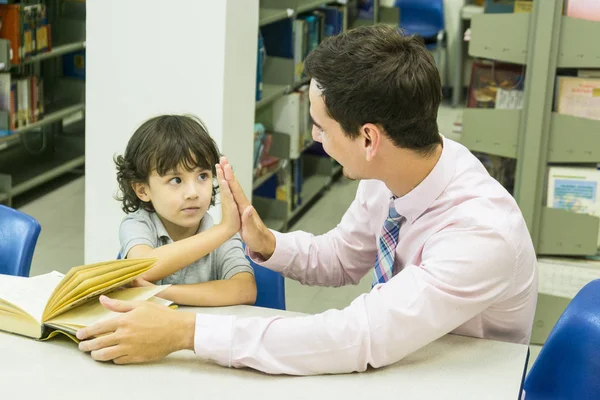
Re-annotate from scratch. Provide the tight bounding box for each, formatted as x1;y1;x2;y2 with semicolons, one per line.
193;313;236;367
245;230;294;273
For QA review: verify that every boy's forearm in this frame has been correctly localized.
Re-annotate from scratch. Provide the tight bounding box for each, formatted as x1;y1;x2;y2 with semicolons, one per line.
159;276;257;307
141;224;233;282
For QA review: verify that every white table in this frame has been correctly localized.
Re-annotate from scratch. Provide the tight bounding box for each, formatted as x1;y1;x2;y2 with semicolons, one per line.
452;4;484;107
0;305;528;400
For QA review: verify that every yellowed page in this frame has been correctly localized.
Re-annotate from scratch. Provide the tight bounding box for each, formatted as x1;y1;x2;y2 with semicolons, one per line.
45;259;144;311
46;261;151;312
47;286;170;328
44;266;153;320
42;259;155;320
0;308;42;338
0;271;64;322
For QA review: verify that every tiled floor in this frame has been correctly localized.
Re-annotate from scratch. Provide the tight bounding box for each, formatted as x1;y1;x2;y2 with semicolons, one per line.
16;100;542;371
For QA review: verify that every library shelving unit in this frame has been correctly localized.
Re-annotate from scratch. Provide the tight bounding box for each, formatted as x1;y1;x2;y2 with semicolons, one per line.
0;0;86;206
460;0;600;257
252;0;380;232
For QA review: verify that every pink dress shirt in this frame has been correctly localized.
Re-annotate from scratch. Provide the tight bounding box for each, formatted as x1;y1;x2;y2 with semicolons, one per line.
193;136;538;375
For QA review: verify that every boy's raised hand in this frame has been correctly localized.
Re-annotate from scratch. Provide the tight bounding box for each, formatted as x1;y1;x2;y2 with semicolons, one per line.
216;163;241;236
219;157;276;260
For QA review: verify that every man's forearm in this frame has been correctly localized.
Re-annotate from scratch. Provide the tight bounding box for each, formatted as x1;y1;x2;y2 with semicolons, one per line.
159;276;257;307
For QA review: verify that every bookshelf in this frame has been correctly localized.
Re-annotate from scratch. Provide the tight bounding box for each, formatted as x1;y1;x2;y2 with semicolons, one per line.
0;1;86;207
461;0;600;257
253;0;380;231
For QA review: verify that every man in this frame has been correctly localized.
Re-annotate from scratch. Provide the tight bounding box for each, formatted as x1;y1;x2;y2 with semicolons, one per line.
77;25;537;374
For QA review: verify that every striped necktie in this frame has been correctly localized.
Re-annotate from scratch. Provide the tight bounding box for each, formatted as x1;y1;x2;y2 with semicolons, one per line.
372;197;403;286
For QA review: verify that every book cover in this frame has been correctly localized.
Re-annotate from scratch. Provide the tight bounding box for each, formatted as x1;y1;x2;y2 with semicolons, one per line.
555;76;600;120
0;5;22;64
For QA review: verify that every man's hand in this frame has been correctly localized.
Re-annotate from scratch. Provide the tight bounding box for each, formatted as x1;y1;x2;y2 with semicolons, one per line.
77;295;196;364
216;163;241;236
219;157;276;260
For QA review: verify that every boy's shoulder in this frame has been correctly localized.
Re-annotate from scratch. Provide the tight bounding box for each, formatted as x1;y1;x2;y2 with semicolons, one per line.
121;208;154;225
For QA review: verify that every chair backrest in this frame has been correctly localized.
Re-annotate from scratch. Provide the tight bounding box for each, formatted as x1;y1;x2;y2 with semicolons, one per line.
394;0;445;37
249;258;286;310
242;242;285;310
524;279;600;399
0;204;41;277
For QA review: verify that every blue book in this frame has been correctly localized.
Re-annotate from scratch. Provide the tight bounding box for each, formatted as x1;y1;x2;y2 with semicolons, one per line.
321;6;342;37
261;18;294;59
256;31;265;102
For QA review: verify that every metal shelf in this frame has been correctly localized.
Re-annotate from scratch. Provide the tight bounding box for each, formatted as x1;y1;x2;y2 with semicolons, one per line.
0;103;86;152
538;208;599;256
548;113;600;163
297;0;334;14
252;195;289;232
289;174;330;220
469;13;530;64
558;16;600;68
259;8;292;26
253;162;284;190
460;109;520;159
12;42;86;68
0;133;84;205
256;83;289;111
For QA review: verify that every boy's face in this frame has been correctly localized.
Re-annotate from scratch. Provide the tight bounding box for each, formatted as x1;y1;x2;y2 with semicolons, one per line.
133;165;214;235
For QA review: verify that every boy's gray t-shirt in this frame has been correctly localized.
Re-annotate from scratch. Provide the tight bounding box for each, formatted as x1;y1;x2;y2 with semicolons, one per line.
119;209;253;285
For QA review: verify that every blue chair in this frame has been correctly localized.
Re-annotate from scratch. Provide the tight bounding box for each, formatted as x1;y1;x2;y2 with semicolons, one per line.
524;279;600;399
0;204;41;277
242;243;285;310
394;0;448;86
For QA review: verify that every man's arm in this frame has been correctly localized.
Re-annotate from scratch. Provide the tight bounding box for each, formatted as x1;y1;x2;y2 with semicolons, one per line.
78;226;517;373
192;227;517;375
221;158;377;287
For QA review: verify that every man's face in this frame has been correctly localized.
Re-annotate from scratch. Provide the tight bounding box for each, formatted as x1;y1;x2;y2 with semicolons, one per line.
308;80;366;180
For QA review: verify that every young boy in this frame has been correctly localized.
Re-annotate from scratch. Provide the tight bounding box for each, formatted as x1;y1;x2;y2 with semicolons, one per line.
114;114;256;306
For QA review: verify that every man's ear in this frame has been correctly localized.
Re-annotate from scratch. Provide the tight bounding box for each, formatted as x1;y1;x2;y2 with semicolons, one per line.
360;123;382;162
132;182;151;202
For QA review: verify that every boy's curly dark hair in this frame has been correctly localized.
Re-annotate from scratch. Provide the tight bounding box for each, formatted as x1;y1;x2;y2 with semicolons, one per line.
115;115;221;214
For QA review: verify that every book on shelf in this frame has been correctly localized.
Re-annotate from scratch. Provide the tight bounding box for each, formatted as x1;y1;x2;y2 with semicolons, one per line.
0;3;51;65
272;90;311;159
467;61;525;109
555;76;600;120
546;165;600;246
0;258;171;341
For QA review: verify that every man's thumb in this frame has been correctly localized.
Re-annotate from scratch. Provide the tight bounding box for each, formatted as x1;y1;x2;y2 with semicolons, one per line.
100;295;139;313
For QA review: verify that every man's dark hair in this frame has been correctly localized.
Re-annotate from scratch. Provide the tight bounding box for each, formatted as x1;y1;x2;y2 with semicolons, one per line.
304;25;442;155
115;115;221;214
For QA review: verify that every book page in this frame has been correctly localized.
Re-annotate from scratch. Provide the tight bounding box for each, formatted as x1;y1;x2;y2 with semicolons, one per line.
47;285;170;328
0;271;63;322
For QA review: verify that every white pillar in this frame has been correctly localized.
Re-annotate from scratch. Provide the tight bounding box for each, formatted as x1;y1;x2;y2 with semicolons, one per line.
85;0;258;263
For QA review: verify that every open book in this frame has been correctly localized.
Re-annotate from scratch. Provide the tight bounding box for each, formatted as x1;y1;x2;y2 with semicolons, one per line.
0;258;171;341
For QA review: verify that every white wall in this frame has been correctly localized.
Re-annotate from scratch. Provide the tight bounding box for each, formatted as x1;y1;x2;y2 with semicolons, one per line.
85;0;258;263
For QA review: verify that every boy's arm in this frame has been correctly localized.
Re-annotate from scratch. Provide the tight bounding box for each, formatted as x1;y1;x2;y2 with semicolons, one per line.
127;224;234;282
154;272;256;306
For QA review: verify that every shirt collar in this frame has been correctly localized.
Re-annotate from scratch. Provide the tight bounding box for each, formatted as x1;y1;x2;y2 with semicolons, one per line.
392;135;457;224
150;211;171;240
